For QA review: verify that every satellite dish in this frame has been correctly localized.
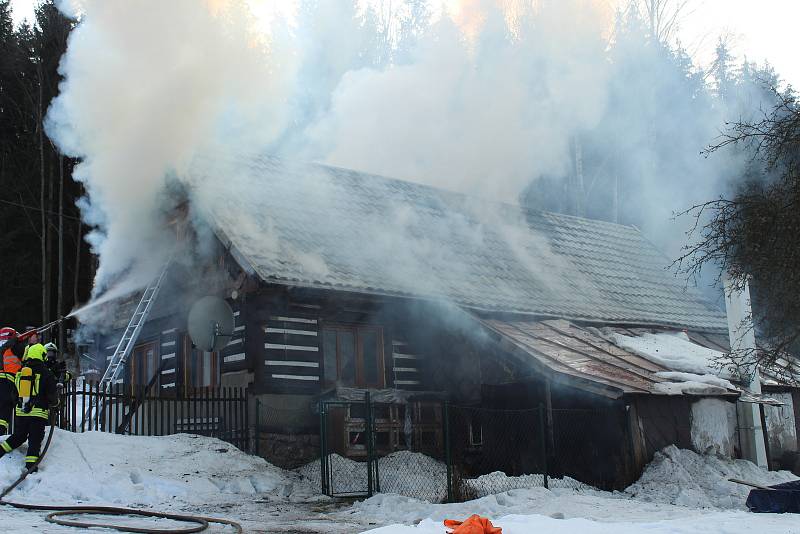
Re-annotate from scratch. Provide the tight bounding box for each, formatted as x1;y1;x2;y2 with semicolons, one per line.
188;296;234;351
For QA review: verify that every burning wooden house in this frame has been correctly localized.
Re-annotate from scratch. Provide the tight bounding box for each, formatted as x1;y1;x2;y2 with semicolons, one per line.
80;157;800;490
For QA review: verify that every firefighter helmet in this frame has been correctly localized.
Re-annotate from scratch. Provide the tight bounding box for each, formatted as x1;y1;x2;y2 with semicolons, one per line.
0;327;18;342
44;342;58;353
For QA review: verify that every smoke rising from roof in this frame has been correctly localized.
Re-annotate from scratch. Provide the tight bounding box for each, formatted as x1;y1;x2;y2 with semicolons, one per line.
46;0;769;316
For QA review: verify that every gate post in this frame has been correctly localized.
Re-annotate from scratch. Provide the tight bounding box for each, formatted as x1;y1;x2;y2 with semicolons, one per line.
319;400;327;496
539;404;548;489
444;400;453;503
365;391;374;497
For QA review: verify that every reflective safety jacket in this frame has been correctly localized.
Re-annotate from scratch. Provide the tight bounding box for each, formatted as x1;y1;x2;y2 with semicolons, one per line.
15;346;57;420
1;349;21;383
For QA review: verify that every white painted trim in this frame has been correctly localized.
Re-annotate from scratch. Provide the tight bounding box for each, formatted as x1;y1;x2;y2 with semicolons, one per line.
264;343;318;352
161;352;175;360
161;382;176;388
161;328;176;335
270;316;318;324
224;353;246;363
393;353;419;360
160;368;175;375
265;360;319;368
233;311;240;317
234;325;245;332
227;338;243;346
393;367;418;373
271;374;319;381
161;340;176;347
395;380;421;385
265;328;317;336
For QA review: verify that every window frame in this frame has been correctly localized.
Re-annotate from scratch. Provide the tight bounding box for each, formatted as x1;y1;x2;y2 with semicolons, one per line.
181;335;221;389
130;341;160;388
322;324;385;389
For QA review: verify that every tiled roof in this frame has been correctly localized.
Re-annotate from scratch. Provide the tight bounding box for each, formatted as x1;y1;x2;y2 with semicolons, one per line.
199;156;727;332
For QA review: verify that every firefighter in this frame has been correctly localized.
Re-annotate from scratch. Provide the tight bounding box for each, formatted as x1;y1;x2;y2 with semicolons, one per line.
0;343;58;472
44;342;72;383
21;328;40;360
0;327;22;435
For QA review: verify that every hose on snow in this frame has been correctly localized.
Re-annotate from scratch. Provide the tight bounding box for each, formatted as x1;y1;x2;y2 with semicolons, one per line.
0;415;243;533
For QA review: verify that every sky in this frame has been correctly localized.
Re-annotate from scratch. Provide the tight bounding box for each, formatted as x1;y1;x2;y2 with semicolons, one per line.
8;0;799;87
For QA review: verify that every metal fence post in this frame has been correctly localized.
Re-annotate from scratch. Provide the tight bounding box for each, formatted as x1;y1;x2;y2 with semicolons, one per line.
254;397;260;457
444;400;453;503
319;401;327;496
365;392;374;497
539;404;548;489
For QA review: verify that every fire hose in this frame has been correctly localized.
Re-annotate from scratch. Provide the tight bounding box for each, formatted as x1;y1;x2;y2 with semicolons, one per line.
0;415;244;533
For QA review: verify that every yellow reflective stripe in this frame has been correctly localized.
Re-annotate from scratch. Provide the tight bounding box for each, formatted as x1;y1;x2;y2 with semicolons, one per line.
1;441;11;453
0;418;7;427
15;407;48;418
24;456;38;462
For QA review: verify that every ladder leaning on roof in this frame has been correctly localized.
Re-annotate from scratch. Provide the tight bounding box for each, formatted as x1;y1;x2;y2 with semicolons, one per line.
99;261;171;392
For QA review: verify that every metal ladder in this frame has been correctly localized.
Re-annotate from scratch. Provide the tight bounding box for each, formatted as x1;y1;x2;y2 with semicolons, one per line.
99;262;171;391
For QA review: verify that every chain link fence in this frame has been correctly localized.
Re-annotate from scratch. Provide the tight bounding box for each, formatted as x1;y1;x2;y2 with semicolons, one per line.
318;395;626;502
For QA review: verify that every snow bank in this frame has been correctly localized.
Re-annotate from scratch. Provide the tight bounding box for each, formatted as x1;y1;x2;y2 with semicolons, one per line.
361;510;800;534
300;450;448;502
461;471;590;498
626;445;797;509
611;331;723;375
0;429;317;507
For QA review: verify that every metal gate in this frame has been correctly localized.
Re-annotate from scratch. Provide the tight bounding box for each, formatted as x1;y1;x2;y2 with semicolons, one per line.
319;397;378;497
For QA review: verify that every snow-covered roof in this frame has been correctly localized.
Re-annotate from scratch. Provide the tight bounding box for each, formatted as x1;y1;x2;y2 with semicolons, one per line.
607;328;800;389
198;156;728;332
610;331;723;376
478;318;739;398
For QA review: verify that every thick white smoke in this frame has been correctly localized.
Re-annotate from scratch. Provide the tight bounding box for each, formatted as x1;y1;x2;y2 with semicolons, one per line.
46;0;761;315
47;0;296;296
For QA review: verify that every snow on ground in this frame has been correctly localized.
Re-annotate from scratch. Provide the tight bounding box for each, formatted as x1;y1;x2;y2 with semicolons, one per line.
462;471;590;498
0;429;363;533
350;443;800;534
626;444;797;509
362;510;800;534
0;429;798;533
299;450;448;502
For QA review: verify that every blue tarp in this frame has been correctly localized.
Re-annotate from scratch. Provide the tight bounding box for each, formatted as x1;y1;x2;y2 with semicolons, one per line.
746;480;800;513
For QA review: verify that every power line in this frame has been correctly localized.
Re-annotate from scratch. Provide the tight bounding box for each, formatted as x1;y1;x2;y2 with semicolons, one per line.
0;197;83;222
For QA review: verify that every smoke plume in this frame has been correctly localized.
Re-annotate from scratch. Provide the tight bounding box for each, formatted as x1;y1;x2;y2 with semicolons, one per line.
46;0;777;317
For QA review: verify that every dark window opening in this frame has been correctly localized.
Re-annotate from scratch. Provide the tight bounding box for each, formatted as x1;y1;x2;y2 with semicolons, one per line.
130;342;159;388
322;325;384;388
182;335;220;388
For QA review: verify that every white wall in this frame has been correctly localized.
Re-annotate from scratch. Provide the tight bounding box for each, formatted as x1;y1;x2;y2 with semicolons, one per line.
690;398;738;457
763;392;798;463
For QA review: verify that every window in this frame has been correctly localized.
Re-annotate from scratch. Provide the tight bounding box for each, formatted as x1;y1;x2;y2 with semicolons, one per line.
322;325;384;388
182;336;220;388
130;342;159;387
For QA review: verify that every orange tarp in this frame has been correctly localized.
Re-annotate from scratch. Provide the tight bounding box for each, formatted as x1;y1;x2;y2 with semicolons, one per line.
444;515;502;534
